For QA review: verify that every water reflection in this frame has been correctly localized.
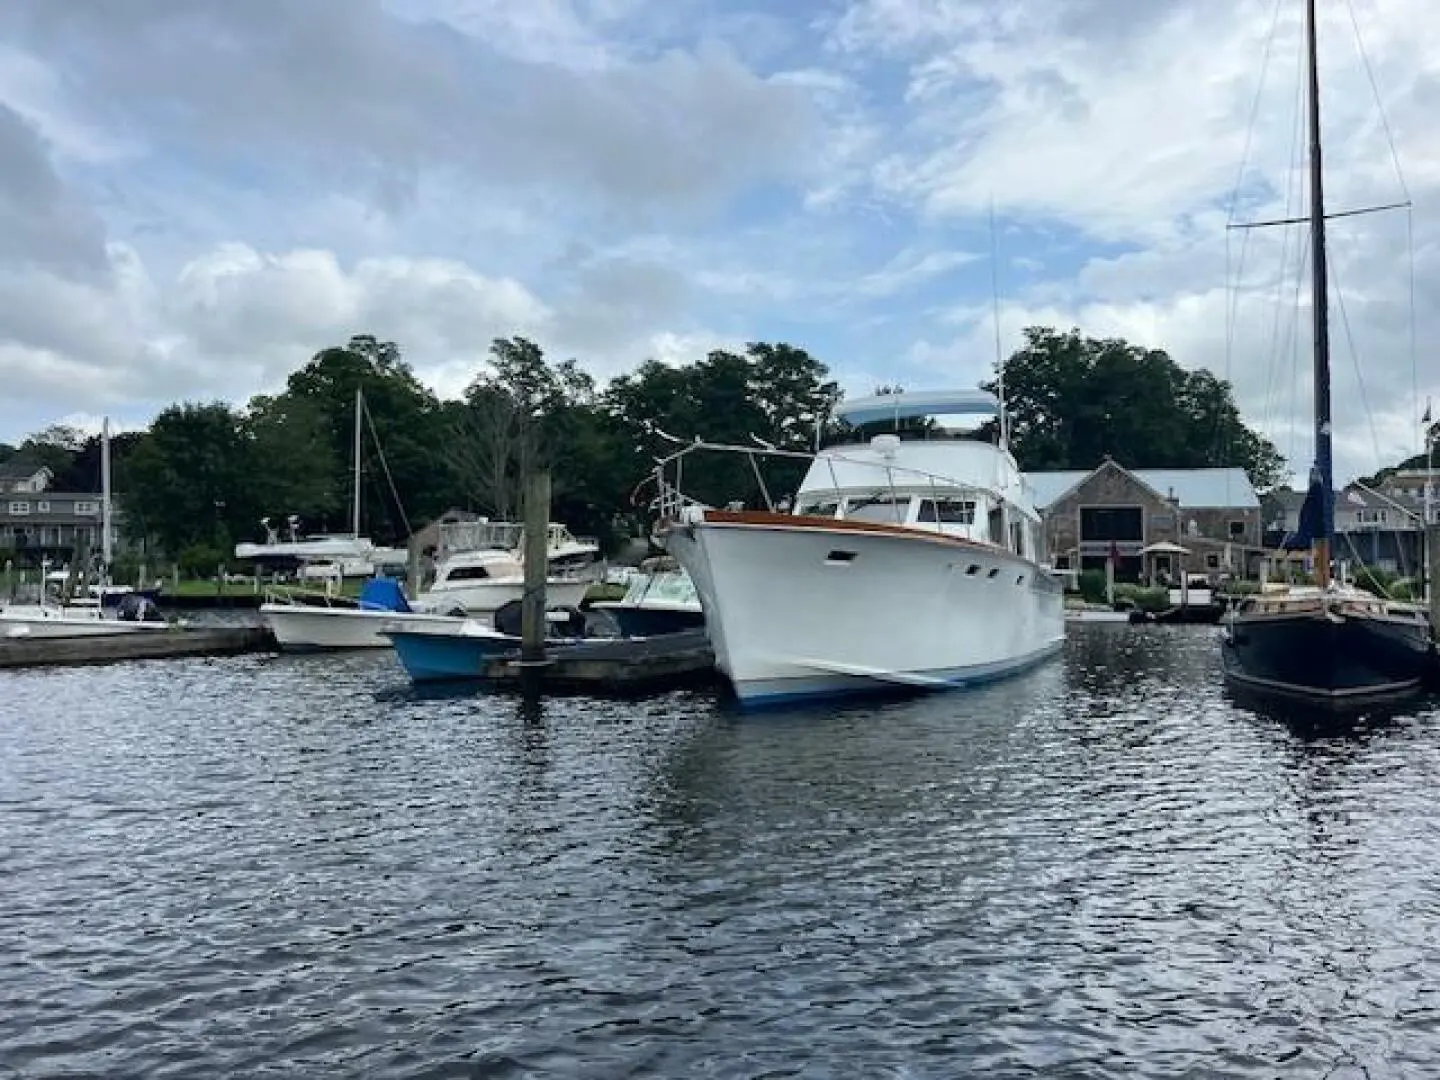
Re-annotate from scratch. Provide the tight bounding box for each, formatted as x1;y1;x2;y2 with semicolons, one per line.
3;625;1440;1077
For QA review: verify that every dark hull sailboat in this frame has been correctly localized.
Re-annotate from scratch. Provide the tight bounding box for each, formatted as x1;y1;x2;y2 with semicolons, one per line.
1221;0;1434;710
1221;596;1431;709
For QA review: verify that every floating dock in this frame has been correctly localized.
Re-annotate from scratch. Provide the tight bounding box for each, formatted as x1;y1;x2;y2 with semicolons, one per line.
477;630;717;695
0;626;276;670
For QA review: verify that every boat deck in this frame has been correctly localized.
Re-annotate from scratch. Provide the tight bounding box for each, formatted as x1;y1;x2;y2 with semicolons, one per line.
477;630;717;695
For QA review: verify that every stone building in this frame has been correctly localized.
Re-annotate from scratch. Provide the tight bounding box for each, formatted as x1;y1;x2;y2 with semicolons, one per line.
1024;460;1263;582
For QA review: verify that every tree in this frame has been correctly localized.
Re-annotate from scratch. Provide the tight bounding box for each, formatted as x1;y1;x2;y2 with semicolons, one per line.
603;342;842;512
119;403;256;556
983;327;1285;490
242;393;342;526
12;424;87;482
280;334;446;540
449;337;631;542
49;430;145;492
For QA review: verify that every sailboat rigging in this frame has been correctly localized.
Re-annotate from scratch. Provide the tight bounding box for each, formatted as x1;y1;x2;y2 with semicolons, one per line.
1220;0;1432;709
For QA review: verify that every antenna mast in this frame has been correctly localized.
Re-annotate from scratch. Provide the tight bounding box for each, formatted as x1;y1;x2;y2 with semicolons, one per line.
989;199;1009;451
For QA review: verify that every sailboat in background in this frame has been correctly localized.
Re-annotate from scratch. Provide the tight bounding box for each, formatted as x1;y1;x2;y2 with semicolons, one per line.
234;388;408;574
1220;0;1431;709
1;417;171;638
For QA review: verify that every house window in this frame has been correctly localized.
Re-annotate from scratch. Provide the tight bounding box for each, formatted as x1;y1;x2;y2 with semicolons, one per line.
36;500;50;513
1079;506;1143;542
1355;509;1387;525
74;501;98;515
1228;519;1245;538
7;501;29;515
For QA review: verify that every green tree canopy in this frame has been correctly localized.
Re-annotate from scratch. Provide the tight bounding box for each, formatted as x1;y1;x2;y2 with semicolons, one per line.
983;326;1285;490
279;334;447;541
118;402;256;556
605;342;840;510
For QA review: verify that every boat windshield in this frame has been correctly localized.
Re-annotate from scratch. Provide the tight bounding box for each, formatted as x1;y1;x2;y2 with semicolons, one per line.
844;496;910;524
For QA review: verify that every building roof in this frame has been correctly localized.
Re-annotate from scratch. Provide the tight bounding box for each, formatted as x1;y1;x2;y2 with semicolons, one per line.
1024;465;1260;510
0;460;50;481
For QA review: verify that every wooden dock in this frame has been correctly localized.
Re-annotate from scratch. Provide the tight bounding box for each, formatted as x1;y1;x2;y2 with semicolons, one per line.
0;626;276;670
478;630;717;695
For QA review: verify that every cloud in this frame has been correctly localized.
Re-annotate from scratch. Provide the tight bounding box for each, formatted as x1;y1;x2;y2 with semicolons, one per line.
820;0;1440;482
2;1;819;215
0;103;109;277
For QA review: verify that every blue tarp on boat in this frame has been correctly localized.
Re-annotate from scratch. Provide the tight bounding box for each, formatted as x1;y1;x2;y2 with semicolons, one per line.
358;577;411;613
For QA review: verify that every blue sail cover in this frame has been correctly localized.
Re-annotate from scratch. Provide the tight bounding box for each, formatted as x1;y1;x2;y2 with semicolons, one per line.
359;576;411;612
1280;474;1327;551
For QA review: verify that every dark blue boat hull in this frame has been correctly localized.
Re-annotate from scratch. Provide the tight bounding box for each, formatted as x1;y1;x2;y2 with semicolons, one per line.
1221;607;1432;708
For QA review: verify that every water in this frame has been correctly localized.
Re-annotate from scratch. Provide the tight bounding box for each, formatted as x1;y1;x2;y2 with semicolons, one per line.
4;625;1440;1078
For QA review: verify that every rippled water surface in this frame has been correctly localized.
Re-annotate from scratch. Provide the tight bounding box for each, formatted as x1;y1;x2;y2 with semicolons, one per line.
5;625;1440;1078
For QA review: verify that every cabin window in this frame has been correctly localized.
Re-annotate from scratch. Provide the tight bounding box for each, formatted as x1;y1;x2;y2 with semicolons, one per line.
844;496;909;524
797;499;840;518
446;566;491;580
825;550;857;565
1009;520;1025;557
988;506;1004;545
917;498;976;525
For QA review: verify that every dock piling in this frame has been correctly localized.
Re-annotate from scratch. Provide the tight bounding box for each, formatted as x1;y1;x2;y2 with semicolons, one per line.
521;470;552;664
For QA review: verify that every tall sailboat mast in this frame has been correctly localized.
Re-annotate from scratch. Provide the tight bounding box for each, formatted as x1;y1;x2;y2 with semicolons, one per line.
101;416;113;577
1306;0;1335;586
351;387;362;539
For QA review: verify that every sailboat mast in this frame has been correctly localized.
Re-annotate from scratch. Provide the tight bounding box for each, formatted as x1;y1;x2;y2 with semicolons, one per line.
352;387;362;539
101;416;113;575
1306;0;1335;585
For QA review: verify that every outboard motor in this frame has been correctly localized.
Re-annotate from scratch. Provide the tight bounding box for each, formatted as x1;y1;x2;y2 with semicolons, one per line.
492;599;588;640
116;594;143;622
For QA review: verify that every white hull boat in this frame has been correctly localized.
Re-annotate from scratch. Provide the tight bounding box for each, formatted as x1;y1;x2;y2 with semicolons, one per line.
657;388;1066;707
260;604;473;651
417;547;593;617
666;513;1062;704
0;603;170;639
415;577;591;617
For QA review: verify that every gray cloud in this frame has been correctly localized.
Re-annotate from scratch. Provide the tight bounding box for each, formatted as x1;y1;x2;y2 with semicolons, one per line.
0;103;108;278
2;0;818;214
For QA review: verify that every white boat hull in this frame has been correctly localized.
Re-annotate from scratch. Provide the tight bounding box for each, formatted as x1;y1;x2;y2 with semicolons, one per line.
0;607;169;639
259;605;481;651
665;517;1065;706
415;578;591;617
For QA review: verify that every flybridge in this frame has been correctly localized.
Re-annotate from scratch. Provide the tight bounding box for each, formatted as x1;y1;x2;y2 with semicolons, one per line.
833;389;1001;427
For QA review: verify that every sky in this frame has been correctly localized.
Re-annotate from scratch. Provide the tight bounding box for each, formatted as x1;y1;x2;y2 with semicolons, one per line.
2;0;1438;484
